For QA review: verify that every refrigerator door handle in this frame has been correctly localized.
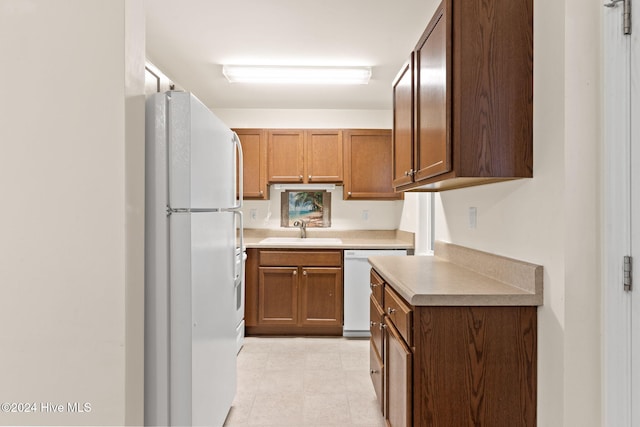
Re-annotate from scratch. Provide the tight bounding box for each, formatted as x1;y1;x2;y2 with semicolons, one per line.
234;210;244;287
232;132;243;210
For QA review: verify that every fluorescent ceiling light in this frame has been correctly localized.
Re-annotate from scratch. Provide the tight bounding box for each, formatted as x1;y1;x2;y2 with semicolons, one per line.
222;65;371;85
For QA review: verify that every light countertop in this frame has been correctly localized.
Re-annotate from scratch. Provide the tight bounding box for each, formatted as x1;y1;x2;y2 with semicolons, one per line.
244;229;414;250
369;241;543;307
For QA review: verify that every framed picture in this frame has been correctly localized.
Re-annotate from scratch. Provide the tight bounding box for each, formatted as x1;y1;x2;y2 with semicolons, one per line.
281;190;331;227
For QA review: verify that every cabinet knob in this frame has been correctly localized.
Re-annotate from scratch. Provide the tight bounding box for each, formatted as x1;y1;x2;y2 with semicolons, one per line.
348;192;352;196
370;282;378;289
259;190;263;195
308;175;312;180
299;175;303;181
293;270;297;276
380;323;387;330
303;270;307;276
370;369;379;374
370;321;377;327
387;307;396;315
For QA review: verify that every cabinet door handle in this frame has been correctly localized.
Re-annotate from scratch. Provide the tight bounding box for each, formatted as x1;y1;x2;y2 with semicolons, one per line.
370;369;379;374
293;270;297;276
302;270;307;276
299;175;303;181
308;175;312;180
387;307;396;315
370;282;378;289
380;323;386;330
370;321;377;327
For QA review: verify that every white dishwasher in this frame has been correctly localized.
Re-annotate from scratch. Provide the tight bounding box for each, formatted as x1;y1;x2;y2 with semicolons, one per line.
343;249;407;337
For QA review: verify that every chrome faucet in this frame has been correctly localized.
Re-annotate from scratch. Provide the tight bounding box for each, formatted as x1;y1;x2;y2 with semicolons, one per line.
292;220;307;238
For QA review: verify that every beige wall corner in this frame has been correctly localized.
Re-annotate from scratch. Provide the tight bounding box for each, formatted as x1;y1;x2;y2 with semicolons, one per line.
0;1;143;425
125;0;146;425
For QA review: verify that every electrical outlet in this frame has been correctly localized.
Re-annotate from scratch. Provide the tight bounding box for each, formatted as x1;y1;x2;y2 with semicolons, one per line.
362;210;369;221
250;209;257;220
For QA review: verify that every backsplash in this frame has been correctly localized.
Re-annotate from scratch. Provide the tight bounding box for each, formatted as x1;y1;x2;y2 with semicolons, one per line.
242;186;405;230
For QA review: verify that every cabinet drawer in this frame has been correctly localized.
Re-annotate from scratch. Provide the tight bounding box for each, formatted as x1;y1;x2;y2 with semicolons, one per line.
259;250;342;267
370;269;385;307
384;286;413;346
370;295;384;358
370;343;384;414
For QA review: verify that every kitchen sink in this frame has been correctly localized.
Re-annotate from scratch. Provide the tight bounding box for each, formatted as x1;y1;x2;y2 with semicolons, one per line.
259;237;343;245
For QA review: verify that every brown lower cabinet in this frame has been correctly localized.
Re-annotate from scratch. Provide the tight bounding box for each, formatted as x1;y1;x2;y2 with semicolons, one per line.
246;248;343;335
385;321;412;427
371;268;537;426
370;294;385;413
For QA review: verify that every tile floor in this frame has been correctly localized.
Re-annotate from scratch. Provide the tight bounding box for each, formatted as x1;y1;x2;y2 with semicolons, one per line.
223;336;385;427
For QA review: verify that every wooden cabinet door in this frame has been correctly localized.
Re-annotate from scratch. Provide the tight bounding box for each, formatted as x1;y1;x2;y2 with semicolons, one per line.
385;321;412;427
392;56;415;189
370;296;385;359
370;344;384;414
267;130;304;183
343;129;401;200
305;130;343;183
258;267;298;325
299;267;343;326
370;295;386;414
414;2;451;182
244;248;259;327
235;129;267;199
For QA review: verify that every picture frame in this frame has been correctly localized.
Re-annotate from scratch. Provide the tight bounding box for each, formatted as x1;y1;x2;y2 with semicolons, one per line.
280;190;331;227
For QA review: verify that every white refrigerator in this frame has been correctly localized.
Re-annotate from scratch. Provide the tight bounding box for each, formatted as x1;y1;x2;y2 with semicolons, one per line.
145;91;243;426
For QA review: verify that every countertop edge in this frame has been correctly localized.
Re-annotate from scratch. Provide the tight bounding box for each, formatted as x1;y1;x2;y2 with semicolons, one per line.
245;242;413;249
243;229;414;250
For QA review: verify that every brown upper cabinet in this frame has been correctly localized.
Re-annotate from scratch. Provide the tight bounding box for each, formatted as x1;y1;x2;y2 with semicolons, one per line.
267;129;305;183
344;129;402;200
392;55;415;189
267;129;343;184
414;5;450;183
234;129;268;199
393;0;533;192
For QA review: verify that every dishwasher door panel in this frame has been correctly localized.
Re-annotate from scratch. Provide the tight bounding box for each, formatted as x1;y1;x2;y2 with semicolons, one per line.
343;250;406;337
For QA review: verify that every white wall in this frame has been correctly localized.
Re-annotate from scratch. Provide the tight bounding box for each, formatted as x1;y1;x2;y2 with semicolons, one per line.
243;186;404;230
433;0;601;425
124;0;146;424
213;108;392;129
0;1;145;425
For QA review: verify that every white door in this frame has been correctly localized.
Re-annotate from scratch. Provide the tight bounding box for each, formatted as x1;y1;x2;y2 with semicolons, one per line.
603;1;638;425
631;9;640;423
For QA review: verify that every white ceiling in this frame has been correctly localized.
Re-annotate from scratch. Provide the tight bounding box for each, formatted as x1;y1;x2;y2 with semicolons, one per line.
144;0;438;110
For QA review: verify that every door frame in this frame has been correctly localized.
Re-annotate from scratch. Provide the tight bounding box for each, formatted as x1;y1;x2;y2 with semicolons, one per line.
602;2;633;426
